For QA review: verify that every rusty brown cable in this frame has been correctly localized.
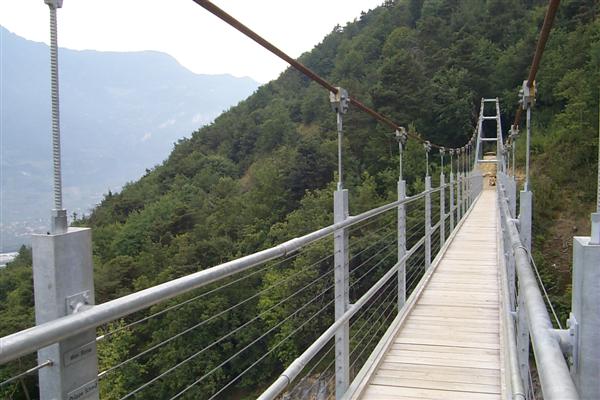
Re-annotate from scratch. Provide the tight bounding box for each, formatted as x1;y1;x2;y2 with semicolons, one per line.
512;0;561;131
192;0;448;149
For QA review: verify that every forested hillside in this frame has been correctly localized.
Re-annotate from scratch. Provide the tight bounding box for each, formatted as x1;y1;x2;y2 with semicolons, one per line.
1;0;598;398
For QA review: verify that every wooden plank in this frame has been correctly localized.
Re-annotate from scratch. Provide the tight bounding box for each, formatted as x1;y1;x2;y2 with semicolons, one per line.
406;315;500;327
361;384;501;400
370;375;500;395
395;331;500;345
389;343;499;356
377;361;501;378
401;322;499;334
425;284;498;292
375;365;500;386
386;348;499;363
393;336;499;350
411;304;499;318
419;292;499;302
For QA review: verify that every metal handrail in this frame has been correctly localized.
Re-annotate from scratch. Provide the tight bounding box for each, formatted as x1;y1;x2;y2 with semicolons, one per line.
497;175;579;399
0;180;462;364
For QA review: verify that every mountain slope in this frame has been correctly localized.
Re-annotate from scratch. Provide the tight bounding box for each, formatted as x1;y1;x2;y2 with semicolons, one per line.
0;26;258;251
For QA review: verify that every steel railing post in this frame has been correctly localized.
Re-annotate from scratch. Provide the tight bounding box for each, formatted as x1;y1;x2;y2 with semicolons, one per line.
516;279;531;397
425;176;432;269
440;172;446;247
571;223;600;398
333;188;350;399
398;179;407;309
32;228;99;400
450;172;455;231
519;191;533;252
509;176;517;218
457;172;462;222
330;86;350;399
461;171;469;212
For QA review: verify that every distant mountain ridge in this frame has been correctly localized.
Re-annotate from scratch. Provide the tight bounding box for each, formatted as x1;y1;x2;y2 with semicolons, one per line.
0;26;259;251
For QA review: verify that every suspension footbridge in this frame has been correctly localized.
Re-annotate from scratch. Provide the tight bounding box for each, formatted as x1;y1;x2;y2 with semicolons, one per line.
1;1;599;400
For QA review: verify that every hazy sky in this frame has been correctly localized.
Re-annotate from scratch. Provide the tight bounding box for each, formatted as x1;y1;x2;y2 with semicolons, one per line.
0;0;384;83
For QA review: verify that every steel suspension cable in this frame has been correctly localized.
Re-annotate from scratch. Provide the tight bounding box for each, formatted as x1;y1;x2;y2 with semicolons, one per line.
512;0;561;130
191;0;468;152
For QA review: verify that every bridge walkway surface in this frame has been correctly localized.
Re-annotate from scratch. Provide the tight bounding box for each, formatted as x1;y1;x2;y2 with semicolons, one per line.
350;188;503;400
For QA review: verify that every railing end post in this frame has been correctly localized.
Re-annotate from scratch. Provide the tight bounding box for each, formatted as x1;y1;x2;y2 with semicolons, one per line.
32;227;99;400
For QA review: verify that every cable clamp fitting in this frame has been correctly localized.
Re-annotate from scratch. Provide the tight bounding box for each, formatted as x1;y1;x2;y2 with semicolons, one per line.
330;87;349;114
423;141;431;153
519;80;536;110
394;127;408;146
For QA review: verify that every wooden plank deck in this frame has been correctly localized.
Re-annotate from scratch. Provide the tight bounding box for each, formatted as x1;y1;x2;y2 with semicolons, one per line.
356;189;502;400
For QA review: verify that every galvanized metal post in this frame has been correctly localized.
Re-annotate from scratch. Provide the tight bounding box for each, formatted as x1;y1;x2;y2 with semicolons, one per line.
449;171;455;231
462;149;468;214
330;87;350;399
457;159;462;222
519;191;533;252
466;145;471;208
398;179;406;308
571;108;600;399
32;228;99;400
449;150;455;231
396;129;407;310
440;172;446;247
333;189;349;399
571;234;600;399
516;279;531;397
425;176;432;269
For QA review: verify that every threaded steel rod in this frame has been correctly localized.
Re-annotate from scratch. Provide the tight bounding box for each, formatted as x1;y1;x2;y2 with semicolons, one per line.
49;6;63;212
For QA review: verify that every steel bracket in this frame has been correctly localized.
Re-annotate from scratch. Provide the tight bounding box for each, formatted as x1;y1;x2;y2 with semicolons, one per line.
567;313;579;370
519;80;536;110
330;87;349;114
394;127;408;145
66;291;91;314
